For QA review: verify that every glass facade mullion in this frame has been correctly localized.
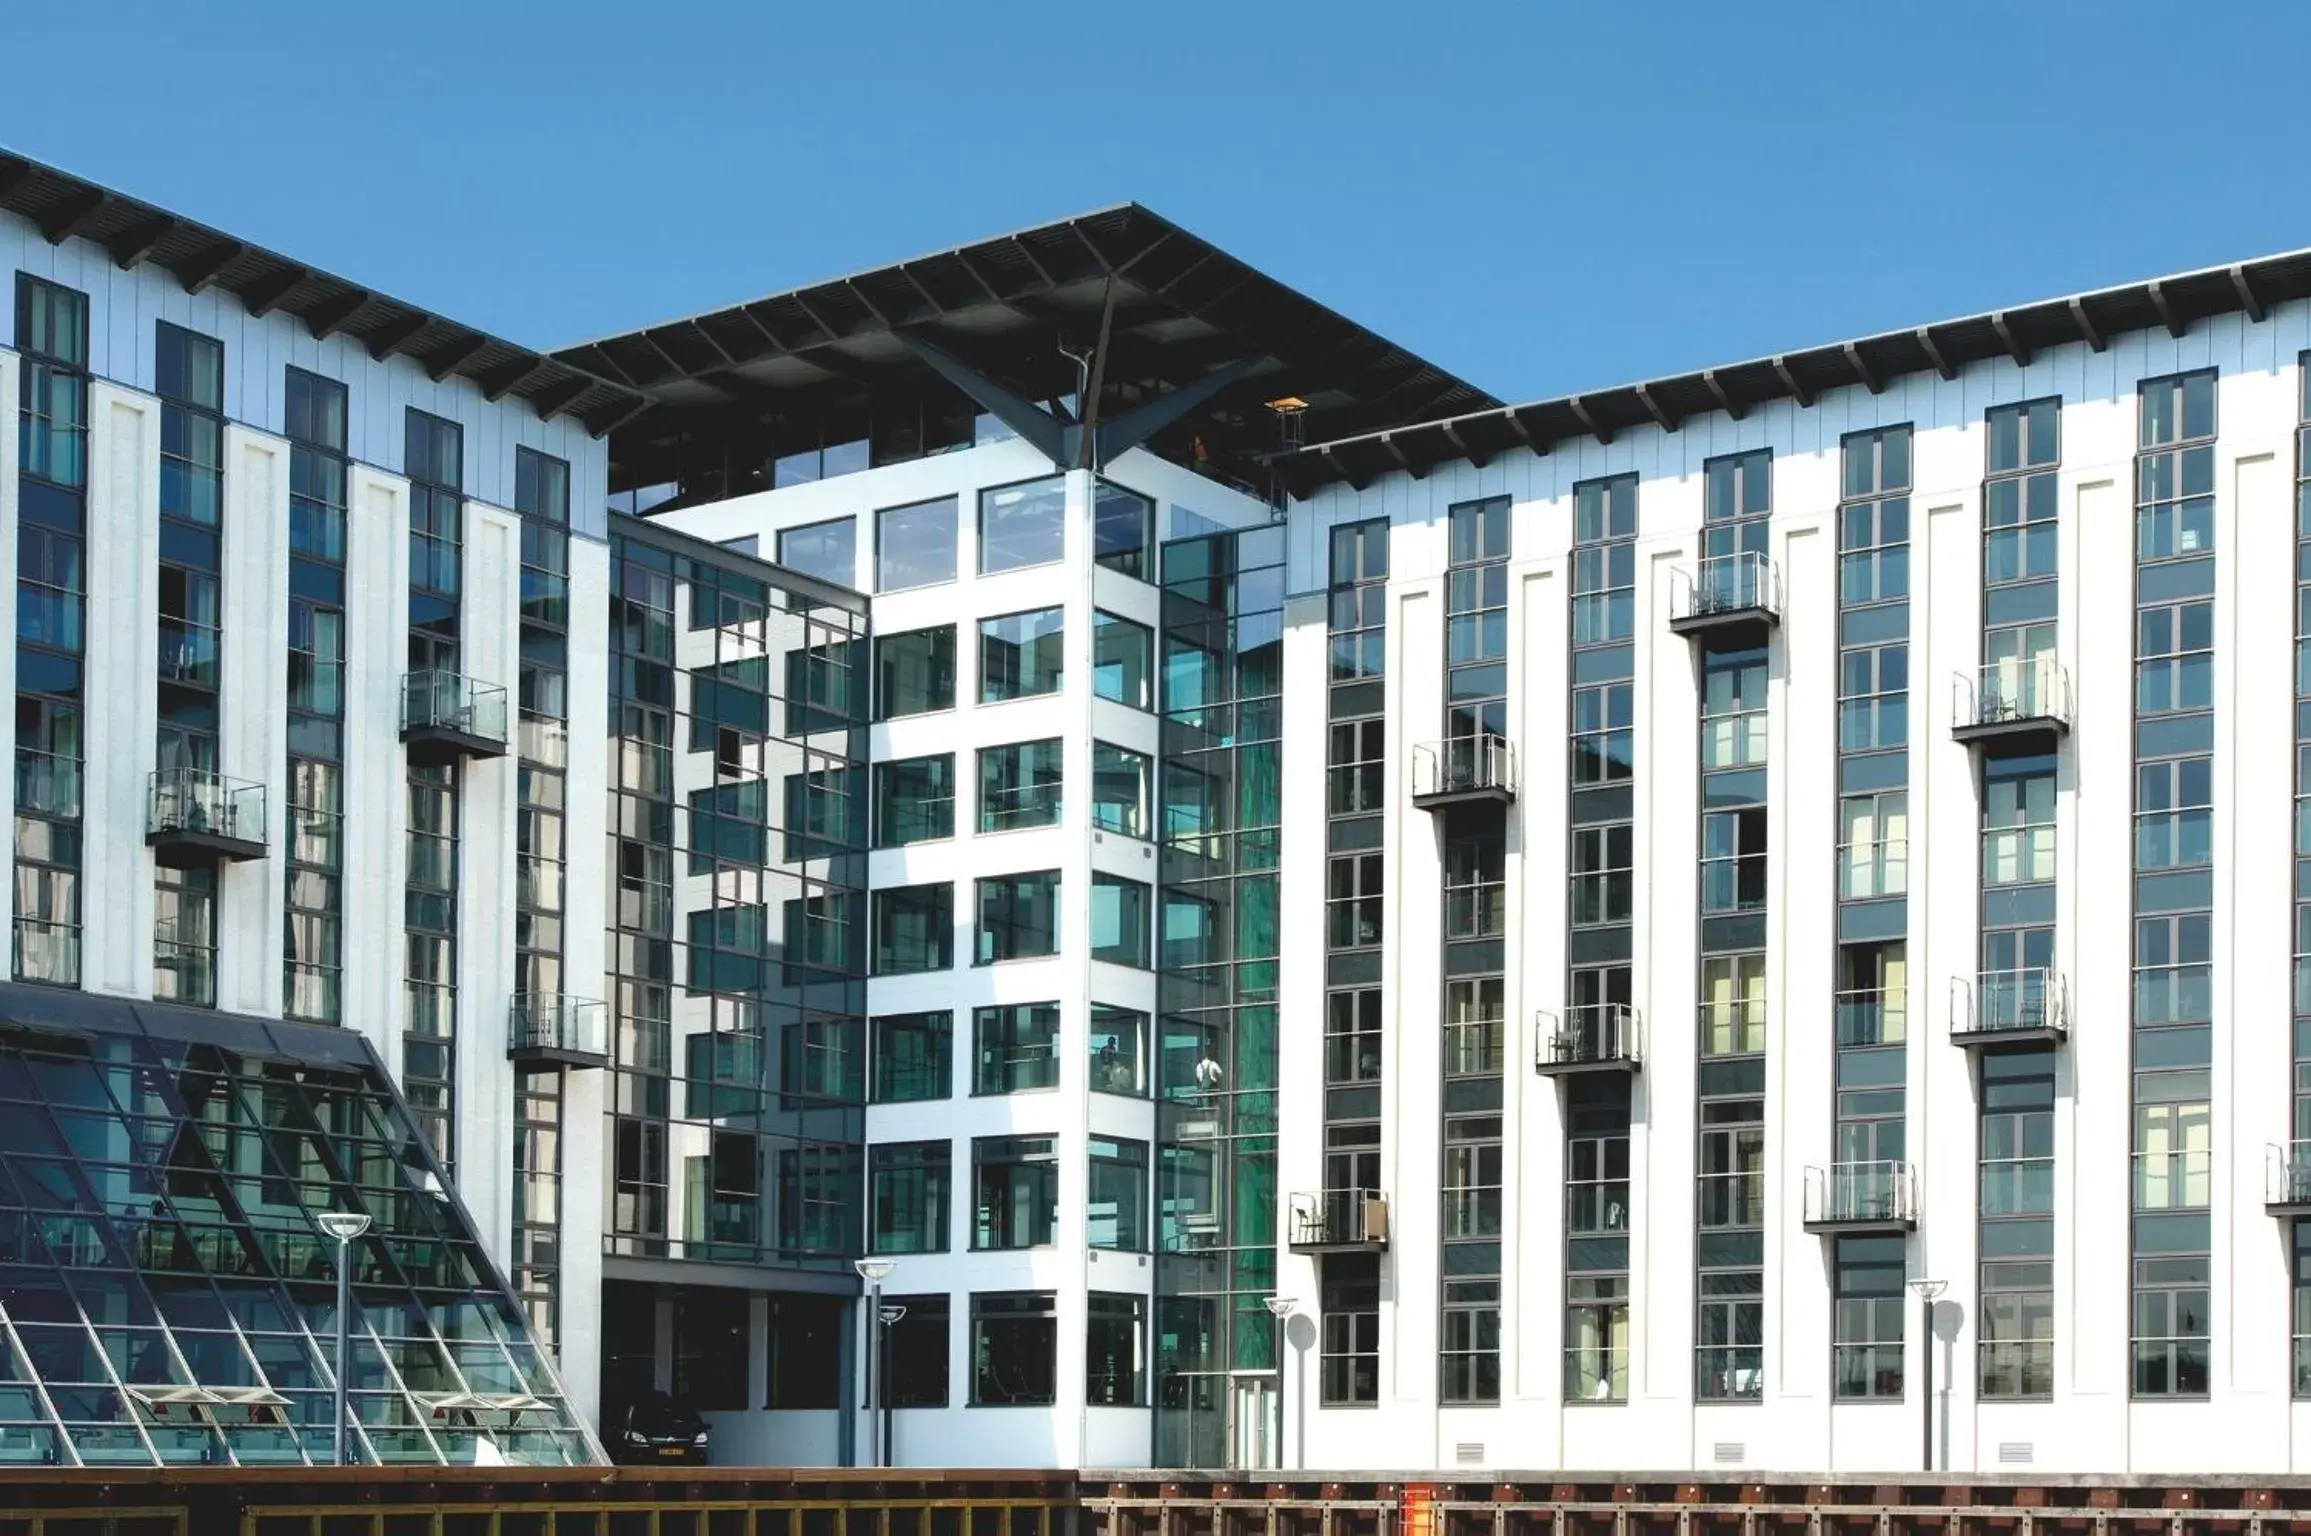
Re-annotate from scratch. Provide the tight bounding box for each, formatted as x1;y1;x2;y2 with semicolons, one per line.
1566;475;1635;1403
1830;427;1911;1399
13;275;89;987
284;368;348;1022
2128;371;2218;1398
403;409;465;1171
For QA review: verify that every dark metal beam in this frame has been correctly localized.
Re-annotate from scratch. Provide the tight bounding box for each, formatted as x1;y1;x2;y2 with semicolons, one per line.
1111;228;1176;278
675;320;737;370
35;188;107;245
1989;313;2032;367
173;239;244;296
1915;327;1958;381
1439;420;1491;470
894;265;947;317
1008;237;1059;290
843;280;896;330
894;332;1066;467
2147;280;2187;339
1770;357;1813;408
1319;444;1373;493
304;289;369;341
1093;357;1259;468
1843;342;1884;396
479;358;551;403
105;213;177;269
2067;297;2106;352
586;396;653;439
238;266;308;319
1504;407;1546;454
530;377;591;421
364;312;431;363
423;333;488;382
787;291;846;345
1566;395;1613;445
1074;280;1119;470
1378;433;1427;480
1633;383;1679;432
1702;369;1747;421
2230;263;2267;323
0;158;30;197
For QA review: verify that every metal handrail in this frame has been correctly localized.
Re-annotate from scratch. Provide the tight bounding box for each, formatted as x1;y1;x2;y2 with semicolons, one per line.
1411;736;1516;798
147;766;266;844
1804;1160;1916;1224
1954;653;2072;730
403;669;509;743
1953;968;2066;1037
508;996;608;1057
1286;1188;1388;1246
1671;551;1780;621
1534;1004;1642;1069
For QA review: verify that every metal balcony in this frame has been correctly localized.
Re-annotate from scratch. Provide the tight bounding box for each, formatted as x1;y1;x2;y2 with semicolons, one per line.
1668;552;1780;643
2269;1143;2311;1217
1802;1160;1917;1235
145;768;266;865
1410;737;1515;810
1285;1189;1389;1253
1951;969;2068;1050
1533;1005;1642;1077
1952;655;2072;751
402;670;509;764
508;997;608;1068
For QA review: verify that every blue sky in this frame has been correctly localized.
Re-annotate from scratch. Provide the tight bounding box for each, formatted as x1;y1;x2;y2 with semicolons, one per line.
10;2;2311;406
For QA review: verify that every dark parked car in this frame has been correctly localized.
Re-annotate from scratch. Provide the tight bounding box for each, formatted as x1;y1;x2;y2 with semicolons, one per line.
607;1390;709;1465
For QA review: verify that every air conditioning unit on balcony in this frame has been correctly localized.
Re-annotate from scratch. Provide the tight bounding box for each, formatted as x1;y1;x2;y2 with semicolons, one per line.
1362;1196;1390;1243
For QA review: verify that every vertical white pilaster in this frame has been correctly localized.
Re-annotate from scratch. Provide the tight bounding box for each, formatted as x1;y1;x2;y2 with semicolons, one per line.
83;382;160;997
217;425;289;1016
343;466;411;1063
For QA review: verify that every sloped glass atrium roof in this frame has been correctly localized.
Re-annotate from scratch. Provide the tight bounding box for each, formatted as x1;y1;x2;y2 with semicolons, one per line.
0;988;595;1466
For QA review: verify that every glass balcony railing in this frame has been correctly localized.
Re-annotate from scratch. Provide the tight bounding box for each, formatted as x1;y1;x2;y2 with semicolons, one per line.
1670;551;1780;630
1953;654;2072;740
1952;968;2067;1043
1803;1160;1917;1230
1286;1188;1389;1250
146;767;266;857
1411;736;1516;806
1534;1004;1642;1073
508;997;608;1065
401;671;509;756
2268;1142;2311;1212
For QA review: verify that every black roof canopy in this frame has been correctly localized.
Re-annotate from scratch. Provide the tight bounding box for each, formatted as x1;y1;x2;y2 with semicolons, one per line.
1271;245;2311;497
0;150;644;435
554;202;1497;491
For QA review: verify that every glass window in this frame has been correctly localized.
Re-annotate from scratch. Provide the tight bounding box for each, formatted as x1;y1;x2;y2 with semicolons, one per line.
979;739;1063;832
1085;1291;1146;1406
1089;1004;1148;1096
887;1294;950;1407
971;1291;1057;1404
1092;611;1153;709
971;1143;1058;1252
979;476;1066;574
973;1002;1058;1094
1321;1254;1381;1405
777;517;856;588
1087;1138;1149;1252
869;1141;950;1255
871;1011;952;1103
1091;874;1151;969
976;871;1060;963
871;883;952;976
877;497;958;591
1091;743;1150;838
873;754;955;848
875;625;955;719
981;608;1064;702
1093;482;1152;579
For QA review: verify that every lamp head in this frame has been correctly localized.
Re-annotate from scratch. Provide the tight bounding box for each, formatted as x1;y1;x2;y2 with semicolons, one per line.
1264;1295;1298;1319
854;1257;896;1284
1908;1277;1947;1300
316;1212;372;1243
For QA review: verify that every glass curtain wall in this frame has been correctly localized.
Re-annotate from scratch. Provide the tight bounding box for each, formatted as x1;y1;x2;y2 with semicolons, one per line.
1154;523;1284;1466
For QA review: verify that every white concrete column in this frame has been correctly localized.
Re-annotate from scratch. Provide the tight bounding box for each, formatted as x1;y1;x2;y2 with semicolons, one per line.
456;497;523;1262
82;381;161;998
342;466;411;1063
217;425;290;1017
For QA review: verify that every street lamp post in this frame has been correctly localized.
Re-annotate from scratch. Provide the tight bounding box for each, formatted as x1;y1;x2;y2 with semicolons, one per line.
316;1212;372;1467
1264;1296;1300;1471
1908;1278;1946;1472
855;1258;896;1468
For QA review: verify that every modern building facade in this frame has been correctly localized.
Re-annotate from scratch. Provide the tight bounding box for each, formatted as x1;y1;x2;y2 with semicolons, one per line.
18;143;2311;1477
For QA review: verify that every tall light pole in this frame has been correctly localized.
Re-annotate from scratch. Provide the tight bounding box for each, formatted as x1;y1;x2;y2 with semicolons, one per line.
855;1258;896;1468
1907;1277;1946;1472
316;1212;371;1467
1264;1295;1300;1470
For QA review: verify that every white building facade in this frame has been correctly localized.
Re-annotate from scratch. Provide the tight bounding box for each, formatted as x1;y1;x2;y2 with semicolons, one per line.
1270;268;2311;1476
